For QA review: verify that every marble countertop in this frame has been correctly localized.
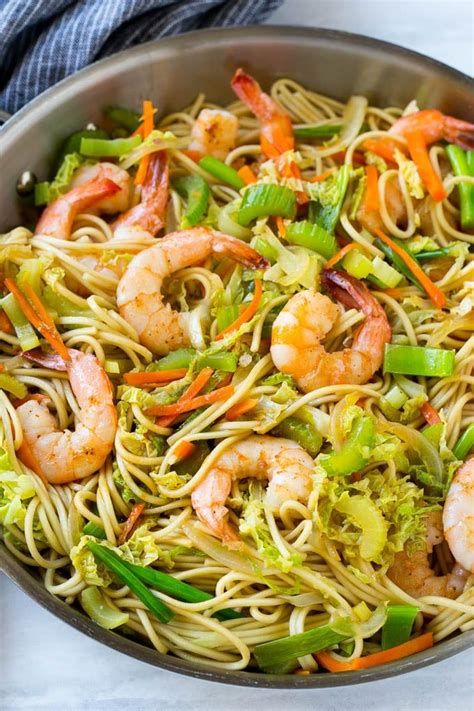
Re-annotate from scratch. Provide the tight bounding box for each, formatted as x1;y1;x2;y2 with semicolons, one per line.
1;2;473;709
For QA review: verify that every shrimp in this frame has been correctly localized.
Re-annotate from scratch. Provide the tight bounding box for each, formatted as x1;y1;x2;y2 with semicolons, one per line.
16;349;117;484
443;458;474;574
117;227;268;355
69;162;132;215
271;269;391;393
188;109;239;160
357;177;407;233
389;109;474;150
231;68;294;159
191;435;314;545
387;511;464;599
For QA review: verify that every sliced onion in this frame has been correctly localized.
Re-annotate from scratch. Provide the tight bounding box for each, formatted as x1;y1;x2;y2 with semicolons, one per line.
183;522;256;576
383;421;444;483
340;96;368;148
280;592;324;607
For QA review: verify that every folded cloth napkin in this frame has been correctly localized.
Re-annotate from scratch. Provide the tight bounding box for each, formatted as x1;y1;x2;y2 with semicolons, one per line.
0;0;283;115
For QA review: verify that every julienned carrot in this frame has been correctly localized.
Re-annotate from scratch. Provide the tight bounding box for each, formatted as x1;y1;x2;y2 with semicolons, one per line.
362;137;401;163
405;130;447;202
363;165;379;213
0;310;13;334
16;440;48;486
155;367;214;427
118;503;145;545
182;149;203;162
325;243;359;269
380;287;403;298
124;369;188;385
145;384;234;417
4;279;70;361
421;402;441;426
332;151;365;165
276;216;287;238
310;169;334;183
225;398;258;420
173;440;196;461
215;280;262;340
315;632;433;672
237;165;257;185
374;229;446;308
135;100;155;186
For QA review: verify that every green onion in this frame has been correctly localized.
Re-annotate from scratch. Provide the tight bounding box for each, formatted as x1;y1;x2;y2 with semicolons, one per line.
0;294;40;351
381;604;419;650
384;344;455;377
173;176;210;228
374;238;422;289
273;416;322;457
80;586;130;630
86;541;174;623
446;145;474;230
416;247;452;260
199;156;245;190
216;305;240;334
319;416;375;476
0;373;27;399
80;135;142;158
156;348;195;371
253;236;279;263
238;184;297;226
83;521;107;539
104;106;141;133
309;165;350;234
285;220;337;260
453;423;474;460
156;348;237;373
58;128;109;163
253;623;350;668
294;123;342;139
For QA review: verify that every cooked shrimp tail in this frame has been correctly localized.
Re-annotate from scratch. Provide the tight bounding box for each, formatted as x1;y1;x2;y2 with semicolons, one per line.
390;109;474;150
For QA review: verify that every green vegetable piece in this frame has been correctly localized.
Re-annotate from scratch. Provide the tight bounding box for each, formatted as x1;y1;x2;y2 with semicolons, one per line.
253;236;279;264
374;238;422;289
0;373;27;399
34;182;51;206
216;305;240;334
156;348;195;371
273;416;322;457
0;294;40;351
199;156;245;190
416;248;451;260
35;152;84;206
446;145;474;230
381;604;419;650
453;423;474;460
82;521;107;539
59;128;109;163
197;352;238;373
294;123;341;139
334;494;388;560
174;442;210;478
104;106;141;133
342;249;373;279
320;416;375;476
310;164;350;234
86;541;174;623
254;623;350;668
238;184;297;226
80;135;142;158
422;423;444;448
383;344;455;377
369;256;403;288
174;175;210;228
285;220;337;260
80;586;129;630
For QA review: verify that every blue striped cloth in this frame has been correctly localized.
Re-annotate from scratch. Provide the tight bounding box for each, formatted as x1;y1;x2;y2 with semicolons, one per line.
0;0;283;115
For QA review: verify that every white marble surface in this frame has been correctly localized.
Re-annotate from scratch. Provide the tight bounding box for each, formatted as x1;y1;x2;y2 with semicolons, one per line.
1;2;473;709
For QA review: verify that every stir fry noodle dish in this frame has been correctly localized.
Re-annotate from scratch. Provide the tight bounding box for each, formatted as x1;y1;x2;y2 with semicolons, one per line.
1;70;473;675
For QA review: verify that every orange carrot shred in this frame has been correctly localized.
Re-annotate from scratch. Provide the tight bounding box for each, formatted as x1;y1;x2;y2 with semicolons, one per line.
310;169;334;183
420;402;441;426
182;149;203;162
405;130;447;202
380;287;403;298
225;398;258;421
135;100;155;186
325;243;359;269
173;440;196;461
215;279;262;340
363;164;379;213
374;229;446;308
118;503;145;545
315;633;433;672
155;367;214;427
145;384;234;417
123;369;188;385
237;165;257;185
276;216;287;238
0;310;13;334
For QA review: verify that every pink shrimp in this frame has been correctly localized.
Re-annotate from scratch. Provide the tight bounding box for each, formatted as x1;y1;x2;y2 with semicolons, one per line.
443;458;474;574
389;109;474;150
231;68;294;159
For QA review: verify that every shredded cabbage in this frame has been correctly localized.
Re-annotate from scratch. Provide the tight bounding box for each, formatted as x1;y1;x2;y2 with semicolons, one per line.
0;446;36;528
394;149;425;199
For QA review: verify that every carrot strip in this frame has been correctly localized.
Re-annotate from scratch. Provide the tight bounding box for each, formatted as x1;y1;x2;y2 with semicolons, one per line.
4;279;70;361
124;369;188;385
225;398;257;421
0;310;12;334
135;100;155;186
146;384;234;417
332;151;365;165
276;216;287;238
315;633;433;672
16;440;48;486
325;243;359;269
310;169;334;183
405;130;447;202
379;287;403;298
421;402;441;426
237;165;257;185
373;229;446;308
362;137;402;164
215;279;262;340
363;165;379;213
173;440;196;461
182;149;203;162
155;367;214;427
117;503;145;545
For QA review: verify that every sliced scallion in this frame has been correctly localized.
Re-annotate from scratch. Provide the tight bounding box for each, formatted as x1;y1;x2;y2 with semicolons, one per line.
254;623;350;668
199;156;244;190
381;604;419;650
383;344;455;377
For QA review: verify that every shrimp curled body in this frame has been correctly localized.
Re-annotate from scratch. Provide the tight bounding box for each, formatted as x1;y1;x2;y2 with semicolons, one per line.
271;269;391;392
16;349;117;484
117;227;267;355
191;435;314;546
188;109;239;160
443;458;474;574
